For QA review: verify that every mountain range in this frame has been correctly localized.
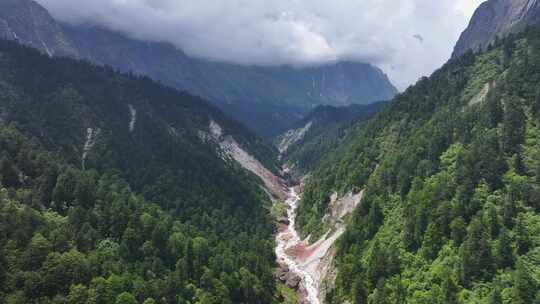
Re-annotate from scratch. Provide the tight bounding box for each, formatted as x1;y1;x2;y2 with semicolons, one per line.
0;0;397;137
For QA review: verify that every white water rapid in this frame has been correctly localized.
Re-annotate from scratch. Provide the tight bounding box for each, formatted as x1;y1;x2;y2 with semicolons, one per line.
275;187;320;304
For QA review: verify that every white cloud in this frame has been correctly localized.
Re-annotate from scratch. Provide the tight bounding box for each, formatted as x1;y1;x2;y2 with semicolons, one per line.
35;0;486;90
455;0;487;19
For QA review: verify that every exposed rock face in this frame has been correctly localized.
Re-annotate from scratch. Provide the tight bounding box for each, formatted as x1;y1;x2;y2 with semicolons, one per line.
207;120;287;200
315;246;339;302
278;121;313;154
277;217;291;226
276;263;302;289
82;127;100;170
322;192;364;229
279;189;363;303
0;0;78;57
220;135;287;200
297;192;363;298
453;0;540;57
468;81;497;106
306;191;363;301
285;273;302;289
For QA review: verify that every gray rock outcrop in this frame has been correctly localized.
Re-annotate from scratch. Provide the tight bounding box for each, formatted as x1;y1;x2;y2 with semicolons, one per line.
453;0;540;57
0;0;79;57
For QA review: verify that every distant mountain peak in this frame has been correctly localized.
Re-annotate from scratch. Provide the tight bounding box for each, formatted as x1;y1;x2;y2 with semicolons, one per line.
0;0;79;57
453;0;540;57
0;0;397;137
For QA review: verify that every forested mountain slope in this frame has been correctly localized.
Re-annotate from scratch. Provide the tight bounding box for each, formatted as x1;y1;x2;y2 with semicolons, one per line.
299;27;540;303
277;102;387;174
0;0;397;137
0;39;280;304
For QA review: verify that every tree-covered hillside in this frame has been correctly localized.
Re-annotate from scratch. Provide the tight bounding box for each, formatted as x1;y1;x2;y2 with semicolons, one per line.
0;40;279;304
279;102;387;174
299;27;540;303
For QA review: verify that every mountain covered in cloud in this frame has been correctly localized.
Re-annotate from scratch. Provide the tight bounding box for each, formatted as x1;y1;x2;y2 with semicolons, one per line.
34;0;482;90
0;0;397;137
0;0;78;57
453;0;540;57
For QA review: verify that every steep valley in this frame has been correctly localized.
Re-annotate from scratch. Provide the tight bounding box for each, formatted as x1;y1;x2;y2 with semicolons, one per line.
2;1;540;304
268;159;366;303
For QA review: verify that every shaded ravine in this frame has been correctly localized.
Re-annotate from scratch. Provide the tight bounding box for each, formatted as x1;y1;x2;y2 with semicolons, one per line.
276;185;320;304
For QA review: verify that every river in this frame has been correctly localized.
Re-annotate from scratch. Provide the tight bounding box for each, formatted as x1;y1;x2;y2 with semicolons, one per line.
275;186;320;304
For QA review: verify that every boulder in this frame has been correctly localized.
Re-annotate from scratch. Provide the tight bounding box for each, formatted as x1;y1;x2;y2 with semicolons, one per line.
285;272;301;289
275;264;289;282
277;217;290;226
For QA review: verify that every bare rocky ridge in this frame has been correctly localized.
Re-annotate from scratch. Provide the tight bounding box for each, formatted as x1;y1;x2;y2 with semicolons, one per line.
221;135;287;199
205;120;287;200
453;0;540;57
278;121;313;154
0;0;79;57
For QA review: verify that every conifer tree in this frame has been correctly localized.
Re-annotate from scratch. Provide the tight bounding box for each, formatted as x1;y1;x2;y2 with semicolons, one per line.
497;228;514;269
513;260;536;304
489;285;503;304
442;275;459;304
352;278;367;304
460;218;495;286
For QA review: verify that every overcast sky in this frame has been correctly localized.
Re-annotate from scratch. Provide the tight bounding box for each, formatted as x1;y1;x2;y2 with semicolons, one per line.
35;0;486;90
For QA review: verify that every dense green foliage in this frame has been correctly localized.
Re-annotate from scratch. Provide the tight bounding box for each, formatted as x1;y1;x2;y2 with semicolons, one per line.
0;40;279;303
279;102;387;174
299;28;540;303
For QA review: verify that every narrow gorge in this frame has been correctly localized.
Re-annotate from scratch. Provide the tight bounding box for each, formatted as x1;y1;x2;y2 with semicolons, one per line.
274;167;364;303
275;183;320;304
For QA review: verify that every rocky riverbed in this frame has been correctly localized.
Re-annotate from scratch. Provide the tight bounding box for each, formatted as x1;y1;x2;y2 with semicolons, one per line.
274;181;364;303
275;186;320;304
